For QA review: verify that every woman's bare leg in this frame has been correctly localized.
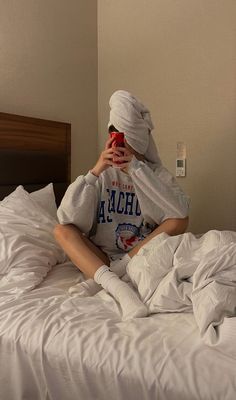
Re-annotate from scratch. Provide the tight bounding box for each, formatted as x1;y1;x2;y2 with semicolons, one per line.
53;224;110;278
54;223;148;319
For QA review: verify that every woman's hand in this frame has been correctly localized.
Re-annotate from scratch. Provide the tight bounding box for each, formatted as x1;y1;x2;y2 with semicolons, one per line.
114;141;145;173
113;146;133;173
91;136;123;177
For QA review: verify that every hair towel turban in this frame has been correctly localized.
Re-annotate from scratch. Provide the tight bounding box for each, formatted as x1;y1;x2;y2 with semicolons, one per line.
108;90;161;165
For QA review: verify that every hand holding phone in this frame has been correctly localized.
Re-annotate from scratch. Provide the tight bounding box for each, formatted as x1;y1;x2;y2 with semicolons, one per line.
109;132;125;165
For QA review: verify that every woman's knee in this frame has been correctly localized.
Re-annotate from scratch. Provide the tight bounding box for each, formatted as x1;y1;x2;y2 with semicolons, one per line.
53;223;82;242
177;216;189;234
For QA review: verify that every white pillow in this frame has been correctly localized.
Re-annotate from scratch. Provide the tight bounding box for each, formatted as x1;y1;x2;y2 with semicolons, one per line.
0;186;66;295
29;183;58;219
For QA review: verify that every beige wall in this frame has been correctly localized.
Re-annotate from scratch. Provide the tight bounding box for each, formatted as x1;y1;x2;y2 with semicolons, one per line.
98;0;236;234
1;1;235;233
0;0;97;180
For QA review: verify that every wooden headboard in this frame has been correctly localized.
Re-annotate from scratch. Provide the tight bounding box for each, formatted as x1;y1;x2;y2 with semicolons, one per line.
0;112;71;205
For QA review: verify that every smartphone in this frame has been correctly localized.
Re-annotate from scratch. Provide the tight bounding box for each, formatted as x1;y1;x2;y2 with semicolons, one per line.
109;131;125;147
109;132;125;165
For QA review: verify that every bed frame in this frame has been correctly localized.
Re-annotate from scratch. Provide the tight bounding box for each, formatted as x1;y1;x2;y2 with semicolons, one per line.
0;112;71;205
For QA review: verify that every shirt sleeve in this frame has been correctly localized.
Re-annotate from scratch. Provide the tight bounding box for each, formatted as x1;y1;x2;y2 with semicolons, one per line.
128;157;190;225
57;171;100;235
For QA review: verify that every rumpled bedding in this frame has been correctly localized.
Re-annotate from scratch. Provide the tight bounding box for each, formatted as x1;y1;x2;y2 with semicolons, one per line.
0;190;235;357
127;230;236;356
0;224;236;399
0;186;66;296
1;184;235;399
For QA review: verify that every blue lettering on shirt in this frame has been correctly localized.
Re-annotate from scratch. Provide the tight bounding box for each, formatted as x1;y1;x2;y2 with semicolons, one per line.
107;189;116;213
98;188;141;224
98;200;106;223
124;192;135;215
135;199;141;216
117;192;124;214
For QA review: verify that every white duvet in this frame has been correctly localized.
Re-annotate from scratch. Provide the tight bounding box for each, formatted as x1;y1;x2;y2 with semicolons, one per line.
127;230;236;356
0;229;236;400
1;185;235;399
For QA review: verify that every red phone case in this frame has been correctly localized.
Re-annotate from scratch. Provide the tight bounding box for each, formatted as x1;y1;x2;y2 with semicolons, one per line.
110;132;125;147
110;132;125;164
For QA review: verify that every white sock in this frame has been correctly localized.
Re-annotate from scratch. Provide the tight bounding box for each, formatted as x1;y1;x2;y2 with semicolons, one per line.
110;253;131;277
94;265;147;320
68;278;101;297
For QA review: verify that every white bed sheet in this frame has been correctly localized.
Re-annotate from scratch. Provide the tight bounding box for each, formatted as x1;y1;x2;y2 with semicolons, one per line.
0;261;235;400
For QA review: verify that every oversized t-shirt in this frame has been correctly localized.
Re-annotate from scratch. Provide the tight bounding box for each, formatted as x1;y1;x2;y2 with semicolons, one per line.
57;157;190;256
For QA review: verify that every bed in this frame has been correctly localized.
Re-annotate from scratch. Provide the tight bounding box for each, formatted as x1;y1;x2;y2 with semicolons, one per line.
0;112;235;400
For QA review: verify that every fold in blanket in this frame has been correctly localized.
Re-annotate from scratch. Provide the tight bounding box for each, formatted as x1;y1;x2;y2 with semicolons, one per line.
127;230;236;358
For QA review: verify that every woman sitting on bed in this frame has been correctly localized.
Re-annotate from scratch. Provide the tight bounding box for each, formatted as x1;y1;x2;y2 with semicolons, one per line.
54;90;189;320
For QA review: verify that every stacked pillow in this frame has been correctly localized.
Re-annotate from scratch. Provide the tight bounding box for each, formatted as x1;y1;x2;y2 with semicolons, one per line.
0;184;66;294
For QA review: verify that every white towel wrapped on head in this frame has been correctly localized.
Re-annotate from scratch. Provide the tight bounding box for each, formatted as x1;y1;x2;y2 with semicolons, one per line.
108;90;161;165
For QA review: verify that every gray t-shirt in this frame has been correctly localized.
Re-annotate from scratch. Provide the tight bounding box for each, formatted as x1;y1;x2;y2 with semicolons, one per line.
57;157;190;256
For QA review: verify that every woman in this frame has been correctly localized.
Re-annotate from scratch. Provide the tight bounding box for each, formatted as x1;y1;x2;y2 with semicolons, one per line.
54;90;189;320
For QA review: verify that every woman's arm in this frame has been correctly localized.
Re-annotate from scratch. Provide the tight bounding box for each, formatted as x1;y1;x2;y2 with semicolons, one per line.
57;172;100;235
58;136;121;235
128;157;190;225
129;217;189;257
150;216;189;236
